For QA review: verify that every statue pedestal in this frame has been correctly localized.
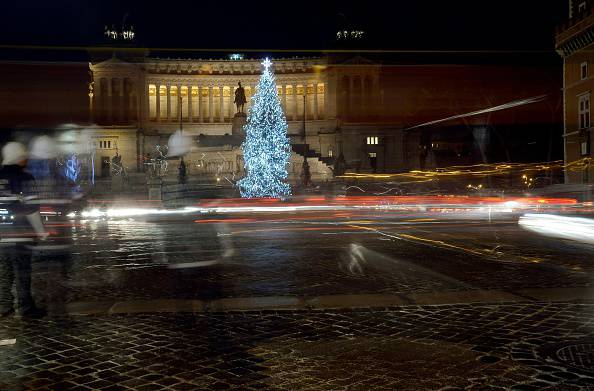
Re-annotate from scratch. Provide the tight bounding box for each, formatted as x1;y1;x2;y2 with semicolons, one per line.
232;112;247;136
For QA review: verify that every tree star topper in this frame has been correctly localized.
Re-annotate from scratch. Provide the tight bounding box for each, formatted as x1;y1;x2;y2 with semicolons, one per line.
261;58;272;70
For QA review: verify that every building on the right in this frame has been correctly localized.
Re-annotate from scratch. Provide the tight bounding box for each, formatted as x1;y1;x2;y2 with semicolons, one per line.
556;0;594;183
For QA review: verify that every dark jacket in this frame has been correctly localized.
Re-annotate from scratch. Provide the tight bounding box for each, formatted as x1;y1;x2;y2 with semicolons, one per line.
0;165;39;243
0;165;35;196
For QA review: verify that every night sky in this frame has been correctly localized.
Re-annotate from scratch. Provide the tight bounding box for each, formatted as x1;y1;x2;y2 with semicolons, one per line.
0;0;568;52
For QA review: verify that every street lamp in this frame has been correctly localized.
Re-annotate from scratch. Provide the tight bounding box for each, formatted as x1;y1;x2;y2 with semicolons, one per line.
178;91;187;184
179;92;183;134
301;93;311;187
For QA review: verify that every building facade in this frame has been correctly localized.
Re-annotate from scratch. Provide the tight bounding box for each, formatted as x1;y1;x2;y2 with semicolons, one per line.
0;46;562;186
556;0;594;183
87;52;411;180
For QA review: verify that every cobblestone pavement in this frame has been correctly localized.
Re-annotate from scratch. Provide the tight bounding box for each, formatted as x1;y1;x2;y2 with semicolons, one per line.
2;211;594;389
2;303;594;390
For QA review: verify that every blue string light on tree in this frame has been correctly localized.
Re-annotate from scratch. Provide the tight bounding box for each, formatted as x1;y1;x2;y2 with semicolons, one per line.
64;154;81;182
237;58;292;198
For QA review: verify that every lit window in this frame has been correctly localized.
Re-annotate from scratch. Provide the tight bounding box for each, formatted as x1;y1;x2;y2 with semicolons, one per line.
582;140;590;156
579;93;590;129
98;140;112;149
366;136;378;145
368;152;377;158
582;62;589;80
328;149;333;157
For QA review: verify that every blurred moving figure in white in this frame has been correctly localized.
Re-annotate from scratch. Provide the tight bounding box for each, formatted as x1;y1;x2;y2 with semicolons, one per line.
28;135;76;315
0;142;48;318
167;130;192;157
166;131;235;268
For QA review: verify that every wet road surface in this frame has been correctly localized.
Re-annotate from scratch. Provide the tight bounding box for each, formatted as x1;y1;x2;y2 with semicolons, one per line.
2;207;594;390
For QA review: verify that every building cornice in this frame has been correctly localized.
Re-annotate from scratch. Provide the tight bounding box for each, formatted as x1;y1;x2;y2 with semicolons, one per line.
556;10;594;57
142;57;327;76
144;74;324;86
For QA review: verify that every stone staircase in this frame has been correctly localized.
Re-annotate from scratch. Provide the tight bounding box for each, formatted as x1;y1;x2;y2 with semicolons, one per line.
291;144;335;166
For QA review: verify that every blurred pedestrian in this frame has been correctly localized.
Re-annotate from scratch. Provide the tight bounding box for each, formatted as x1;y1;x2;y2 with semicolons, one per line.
0;142;47;318
178;157;187;184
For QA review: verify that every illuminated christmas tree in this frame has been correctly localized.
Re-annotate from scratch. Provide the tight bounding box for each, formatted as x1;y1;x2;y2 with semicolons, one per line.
237;58;291;198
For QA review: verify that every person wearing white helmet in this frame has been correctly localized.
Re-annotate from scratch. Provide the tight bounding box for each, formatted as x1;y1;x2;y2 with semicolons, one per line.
0;141;47;319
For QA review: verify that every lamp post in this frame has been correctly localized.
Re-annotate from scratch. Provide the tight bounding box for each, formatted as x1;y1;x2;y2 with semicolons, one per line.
301;93;311;187
178;91;187;184
179;93;183;134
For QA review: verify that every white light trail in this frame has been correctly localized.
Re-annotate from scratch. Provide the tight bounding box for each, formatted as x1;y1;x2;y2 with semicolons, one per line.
80;207;200;219
404;94;548;131
519;214;594;245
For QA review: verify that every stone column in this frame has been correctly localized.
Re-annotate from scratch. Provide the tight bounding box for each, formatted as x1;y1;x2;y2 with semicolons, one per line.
137;78;144;124
282;84;287;115
219;85;224;122
292;84;298;121
244;85;250;112
229;86;234;119
119;78;125;123
107;78;113;124
208;85;214;123
156;83;161;122
325;74;335;120
166;83;171;122
349;76;354;116
187;85;193;122
88;82;94;123
313;83;318;120
176;83;182;122
373;76;380;117
128;80;135;122
198;85;203;123
360;76;366;118
95;79;102;122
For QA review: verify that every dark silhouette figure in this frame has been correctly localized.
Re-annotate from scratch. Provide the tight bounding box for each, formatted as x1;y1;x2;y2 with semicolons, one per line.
178;157;187;184
0;142;47;318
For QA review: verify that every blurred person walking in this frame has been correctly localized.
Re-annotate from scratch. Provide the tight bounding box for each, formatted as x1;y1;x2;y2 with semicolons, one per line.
29;135;75;316
0;142;47;318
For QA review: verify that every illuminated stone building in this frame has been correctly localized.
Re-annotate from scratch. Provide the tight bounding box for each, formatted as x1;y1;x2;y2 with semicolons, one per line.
0;45;562;184
556;0;594;183
85;46;562;182
87;52;389;179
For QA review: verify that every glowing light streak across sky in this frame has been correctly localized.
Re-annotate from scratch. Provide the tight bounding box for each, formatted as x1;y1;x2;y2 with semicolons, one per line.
403;94;548;131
